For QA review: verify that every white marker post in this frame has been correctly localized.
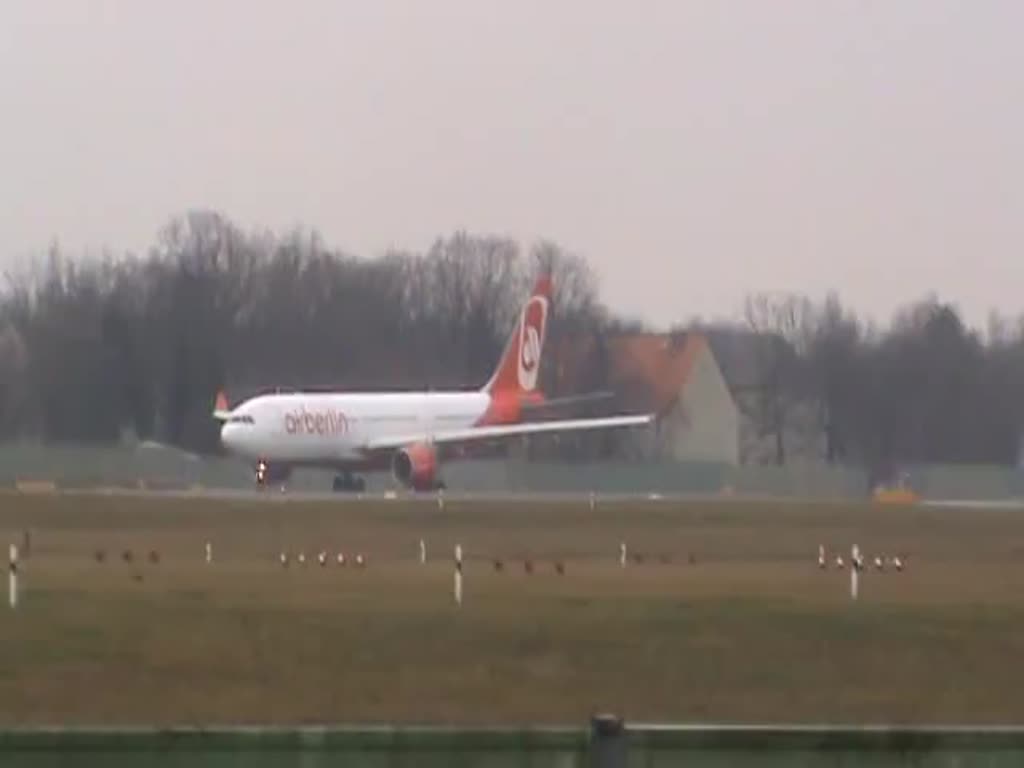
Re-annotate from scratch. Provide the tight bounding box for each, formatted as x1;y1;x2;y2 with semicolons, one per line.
454;544;463;606
419;539;427;565
850;544;860;601
205;541;212;564
9;544;18;610
619;542;627;568
818;544;826;570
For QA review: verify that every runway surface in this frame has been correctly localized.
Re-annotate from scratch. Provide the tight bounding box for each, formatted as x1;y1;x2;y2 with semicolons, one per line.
48;487;755;504
12;484;1024;510
4;484;835;506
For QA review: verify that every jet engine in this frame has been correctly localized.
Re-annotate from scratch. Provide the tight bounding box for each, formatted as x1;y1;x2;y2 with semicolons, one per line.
391;442;441;491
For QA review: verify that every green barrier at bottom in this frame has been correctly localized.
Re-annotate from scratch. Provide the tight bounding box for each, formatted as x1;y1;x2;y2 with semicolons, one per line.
2;720;1024;767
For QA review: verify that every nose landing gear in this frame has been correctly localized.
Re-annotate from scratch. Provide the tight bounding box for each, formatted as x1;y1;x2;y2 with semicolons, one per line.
255;460;291;491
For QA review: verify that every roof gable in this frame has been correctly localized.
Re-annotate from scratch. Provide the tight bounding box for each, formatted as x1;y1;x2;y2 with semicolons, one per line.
549;331;707;414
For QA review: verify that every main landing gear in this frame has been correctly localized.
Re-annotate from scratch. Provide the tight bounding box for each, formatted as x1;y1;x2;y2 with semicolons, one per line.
332;471;366;493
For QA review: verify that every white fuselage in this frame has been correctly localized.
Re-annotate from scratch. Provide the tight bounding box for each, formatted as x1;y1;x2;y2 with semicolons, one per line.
220;391;491;465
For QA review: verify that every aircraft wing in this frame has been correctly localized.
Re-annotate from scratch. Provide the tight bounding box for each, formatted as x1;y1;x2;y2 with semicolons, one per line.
362;413;655;452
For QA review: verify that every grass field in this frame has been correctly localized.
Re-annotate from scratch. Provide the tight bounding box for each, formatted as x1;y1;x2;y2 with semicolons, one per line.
1;491;1024;726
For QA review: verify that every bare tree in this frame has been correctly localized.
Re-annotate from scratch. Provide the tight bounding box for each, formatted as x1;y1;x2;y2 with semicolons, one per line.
805;293;863;464
742;292;815;465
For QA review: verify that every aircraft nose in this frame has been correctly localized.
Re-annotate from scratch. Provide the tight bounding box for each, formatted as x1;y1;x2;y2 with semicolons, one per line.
220;422;237;450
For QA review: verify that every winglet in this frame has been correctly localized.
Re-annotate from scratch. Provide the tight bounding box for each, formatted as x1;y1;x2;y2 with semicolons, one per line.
212;390;232;421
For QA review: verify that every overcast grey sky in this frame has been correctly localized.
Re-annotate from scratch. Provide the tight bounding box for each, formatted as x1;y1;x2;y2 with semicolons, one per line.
1;0;1021;329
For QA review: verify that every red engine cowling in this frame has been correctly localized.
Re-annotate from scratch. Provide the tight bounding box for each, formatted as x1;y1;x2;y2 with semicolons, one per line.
392;442;438;491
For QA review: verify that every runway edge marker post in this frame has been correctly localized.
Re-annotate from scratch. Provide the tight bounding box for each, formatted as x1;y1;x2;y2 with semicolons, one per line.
8;544;18;610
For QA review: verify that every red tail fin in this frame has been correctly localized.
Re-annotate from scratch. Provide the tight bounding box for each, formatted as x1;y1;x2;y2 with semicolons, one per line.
482;274;552;395
212;390;232;420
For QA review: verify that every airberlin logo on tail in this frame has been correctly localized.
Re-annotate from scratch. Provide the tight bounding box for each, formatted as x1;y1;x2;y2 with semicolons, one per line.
517;295;548;391
284;407;350;436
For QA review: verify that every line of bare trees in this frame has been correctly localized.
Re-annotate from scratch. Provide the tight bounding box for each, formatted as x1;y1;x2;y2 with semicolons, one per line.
0;211;614;453
725;290;1024;479
1;209;1023;478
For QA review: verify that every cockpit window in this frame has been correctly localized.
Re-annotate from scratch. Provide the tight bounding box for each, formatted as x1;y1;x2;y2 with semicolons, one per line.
228;414;255;425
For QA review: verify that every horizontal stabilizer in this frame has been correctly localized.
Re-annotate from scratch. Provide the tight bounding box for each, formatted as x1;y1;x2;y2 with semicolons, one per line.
212;390;232;421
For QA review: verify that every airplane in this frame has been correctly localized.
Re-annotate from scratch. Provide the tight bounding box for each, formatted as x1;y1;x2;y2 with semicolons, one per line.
213;274;655;492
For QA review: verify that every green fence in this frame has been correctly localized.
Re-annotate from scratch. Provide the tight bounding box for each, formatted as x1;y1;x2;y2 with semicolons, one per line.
0;441;871;499
3;720;1024;766
4;440;1024;502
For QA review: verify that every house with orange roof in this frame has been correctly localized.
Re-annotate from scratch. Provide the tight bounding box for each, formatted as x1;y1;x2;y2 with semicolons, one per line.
545;330;740;464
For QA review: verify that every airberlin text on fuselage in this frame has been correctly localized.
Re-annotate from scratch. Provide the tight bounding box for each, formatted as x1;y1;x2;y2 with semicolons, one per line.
284;407;350;437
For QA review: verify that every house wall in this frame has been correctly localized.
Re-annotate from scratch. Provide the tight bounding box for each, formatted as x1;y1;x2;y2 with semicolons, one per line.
660;342;739;464
619;340;740;465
